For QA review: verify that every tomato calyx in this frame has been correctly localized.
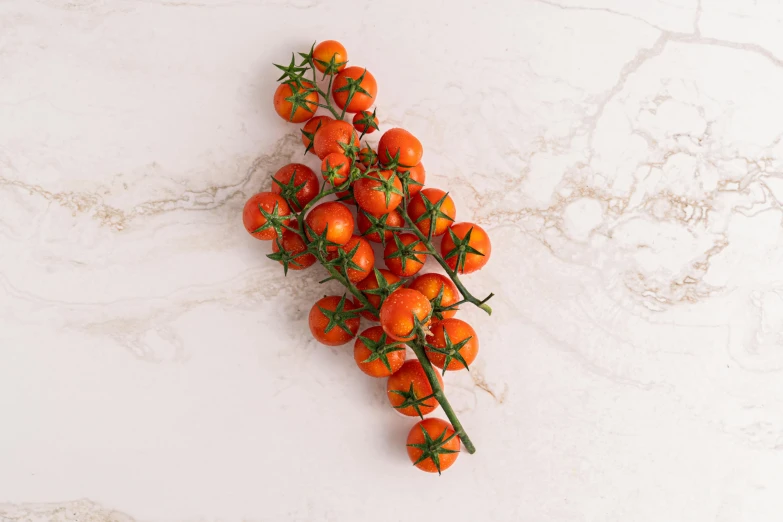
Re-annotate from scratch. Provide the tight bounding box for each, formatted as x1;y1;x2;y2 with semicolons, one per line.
386;233;426;274
354;108;379;135
379;148;414;172
305;222;341;255
359;145;377;167
429;285;458;322
324;240;366;282
274;53;308;87
322;157;349;186
357;331;405;374
363;169;403;208
442;226;486;274
251;200;294;238
407;423;460;475
333;68;373;111
266;237;304;276
318;294;360;337
271;167;308;210
412;190;455;240
390;382;437;419
337;139;360;161
315;53;348;78
362;268;405;309
397;168;424;197
425;328;473;375
296;42;317;67
358;210;398;248
282;81;317;122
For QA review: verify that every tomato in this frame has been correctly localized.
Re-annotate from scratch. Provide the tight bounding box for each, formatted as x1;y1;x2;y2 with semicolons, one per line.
408;273;460;322
425;318;478;372
386;360;442;417
378;128;423;169
383;233;427;277
313;40;347;74
354;325;406;378
301;115;333;154
270;163;320;211
304;201;354;250
407;188;456;237
332;67;377;113
271;229;316;271
359;146;378;167
328;235;375;283
242;192;292;240
352;110;379;134
357;208;404;244
407;418;460;474
313;120;360;159
379;288;432;341
440;222;492;274
356;268;402;321
320;152;352;186
273;80;318;123
308;295;361;346
401;162;425;196
353;170;403;216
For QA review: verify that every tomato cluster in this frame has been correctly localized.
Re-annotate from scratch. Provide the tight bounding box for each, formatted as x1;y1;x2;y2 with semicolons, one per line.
243;40;493;474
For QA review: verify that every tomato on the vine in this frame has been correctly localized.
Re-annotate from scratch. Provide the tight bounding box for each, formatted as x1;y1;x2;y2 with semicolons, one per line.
378;128;423;169
353;170;403;216
352;110;379;134
408;273;460;322
425;318;478;372
359;146;378;167
305;201;354;250
320;152;352;186
301;115;333;154
407;418;460;474
308;295;361;346
242;192;292;240
273;80;318;123
356;268;402;321
328;235;375;283
440;222;491;274
313;40;347;74
271;229;316;271
379;288;432;341
357;208;404;244
313;120;360;159
354;326;406;378
332;67;377;113
270;163;320;211
401;162;425;196
383;233;427;277
386;360;442;417
407;188;456;237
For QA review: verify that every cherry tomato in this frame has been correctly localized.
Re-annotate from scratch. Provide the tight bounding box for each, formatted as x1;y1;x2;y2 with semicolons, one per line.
242;192;292;240
357;209;404;243
402;162;426;196
383;233;427;277
354;326;406;378
380;288;431;341
407;418;460;474
273;81;318;123
313;120;360;159
327;235;375;283
313;40;347;74
359;146;378;167
271;229;316;271
305;201;354;250
378;128;423;169
308;295;361;346
352;110;378;134
354;170;403;216
386;360;442;417
408;273;460;322
320;152;352;186
356;268;402;321
407;188;456;237
270;163;319;211
332;67;377;113
425;318;478;372
440;222;491;274
301;115;333;153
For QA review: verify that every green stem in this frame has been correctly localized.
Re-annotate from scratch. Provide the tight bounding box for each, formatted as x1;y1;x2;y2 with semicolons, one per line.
309;58;341;119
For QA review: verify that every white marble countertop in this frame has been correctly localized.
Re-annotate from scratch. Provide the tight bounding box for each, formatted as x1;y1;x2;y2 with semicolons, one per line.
2;0;783;520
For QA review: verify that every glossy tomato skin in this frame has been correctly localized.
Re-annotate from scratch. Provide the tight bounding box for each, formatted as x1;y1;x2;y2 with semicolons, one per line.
313;120;360;160
270;163;320;211
356;268;401;321
440;222;492;274
272;229;316;270
357;209;404;243
242;192;292;240
328;235;374;283
313;40;347;74
408;273;460;321
308;296;361;346
378;128;423;169
273;81;318;123
353;326;406;378
407;418;460;473
383;233;427;277
386;360;442;417
320;152;352;186
301;115;333;152
305;201;354;251
332;67;377;113
352;110;378;134
407;188;456;236
354;170;403;217
404;162;426;196
425;318;479;371
380;288;432;341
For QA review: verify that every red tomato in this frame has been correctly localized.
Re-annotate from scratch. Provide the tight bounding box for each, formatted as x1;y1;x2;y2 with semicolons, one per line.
271;229;316;271
313;40;347;74
425;318;478;372
352;110;378;134
242;192;292;240
301;115;334;153
402;162;426;196
357;209;404;243
313;120;360;159
273;81;318;123
270;163;320;211
407;418;460;474
353;170;403;217
308;295;361;346
440;222;492;274
407;188;456;237
320;152;352;186
304;201;354;250
408;273;460;321
378;128;423;169
332;67;377;113
356;268;402;321
383;233;427;277
379;288;432;341
386;360;442;417
353;326;406;378
327;235;375;283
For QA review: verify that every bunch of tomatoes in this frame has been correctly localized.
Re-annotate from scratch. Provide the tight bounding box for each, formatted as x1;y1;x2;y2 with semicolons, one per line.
242;40;493;474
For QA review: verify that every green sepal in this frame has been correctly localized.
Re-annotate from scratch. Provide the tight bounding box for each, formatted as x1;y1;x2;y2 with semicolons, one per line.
318;294;359;337
442;226;485;273
406;423;459;475
425;327;473;375
357;331;405;373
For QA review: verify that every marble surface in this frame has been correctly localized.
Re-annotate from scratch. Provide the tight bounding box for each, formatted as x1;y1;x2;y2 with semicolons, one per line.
2;0;783;520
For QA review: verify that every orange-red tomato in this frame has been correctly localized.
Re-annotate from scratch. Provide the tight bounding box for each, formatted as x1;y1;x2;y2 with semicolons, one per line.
440;222;492;274
353;325;406;378
352;110;378;134
308;295;361;346
271;229;316;270
380;288;432;341
354;170;403;217
273;81;318;123
313;120;360;159
408;273;460;321
301;115;333;153
383;233;427;277
313;40;347;74
332;67;377;113
357;209;404;243
407;418;460;473
320;152;352;186
305;201;354;250
328;235;375;283
425;318;478;372
356;268;401;321
270;163;320;211
359;146;378;167
378;128;423;169
403;162;426;196
407;188;456;237
242;192;292;240
386;360;442;417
